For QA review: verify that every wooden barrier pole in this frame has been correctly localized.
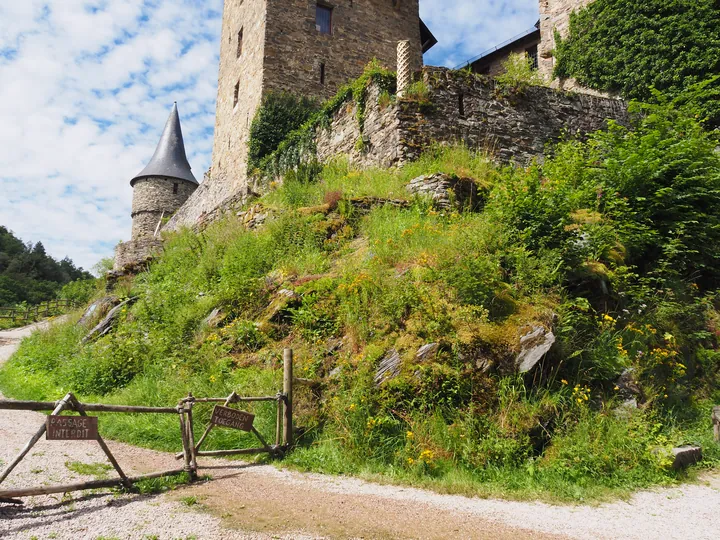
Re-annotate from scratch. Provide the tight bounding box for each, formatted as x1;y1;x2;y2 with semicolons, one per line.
275;394;283;448
283;348;293;448
185;400;198;480
0;393;72;485
0;399;178;414
0;469;186;499
178;405;192;476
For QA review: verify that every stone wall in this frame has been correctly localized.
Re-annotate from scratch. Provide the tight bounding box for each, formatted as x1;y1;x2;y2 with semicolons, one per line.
210;0;268;194
167;67;627;233
131;177;197;239
113;237;163;272
263;0;422;101
315;84;402;169
399;67;627;165
312;67;627;170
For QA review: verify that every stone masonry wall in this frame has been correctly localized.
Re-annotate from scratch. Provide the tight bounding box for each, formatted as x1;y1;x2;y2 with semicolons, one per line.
114;237;163;272
263;0;422;101
311;67;627;170
164;171;255;232
210;0;267;196
131;177;196;239
398;67;627;165
315;84;402;169
162;68;627;233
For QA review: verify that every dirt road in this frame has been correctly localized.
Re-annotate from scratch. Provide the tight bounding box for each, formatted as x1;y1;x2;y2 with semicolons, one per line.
1;322;718;539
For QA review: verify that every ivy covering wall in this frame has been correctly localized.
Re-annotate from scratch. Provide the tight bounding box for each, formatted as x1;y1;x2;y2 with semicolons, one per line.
247;92;319;172
554;0;720;128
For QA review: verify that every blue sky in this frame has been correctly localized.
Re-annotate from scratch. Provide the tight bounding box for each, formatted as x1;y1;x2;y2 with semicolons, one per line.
0;0;539;272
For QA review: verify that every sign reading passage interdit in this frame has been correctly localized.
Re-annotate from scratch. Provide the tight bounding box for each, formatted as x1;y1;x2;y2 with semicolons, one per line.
46;416;99;441
211;405;255;432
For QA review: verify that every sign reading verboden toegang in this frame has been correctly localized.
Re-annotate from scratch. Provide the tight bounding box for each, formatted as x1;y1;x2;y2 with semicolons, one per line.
46;415;99;440
210;406;255;432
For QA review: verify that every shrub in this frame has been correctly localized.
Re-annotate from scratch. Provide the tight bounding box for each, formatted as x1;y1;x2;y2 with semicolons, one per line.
495;52;547;91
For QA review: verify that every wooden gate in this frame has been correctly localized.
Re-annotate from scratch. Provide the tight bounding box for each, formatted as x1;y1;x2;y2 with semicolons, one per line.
175;348;294;460
0;349;295;504
0;393;192;504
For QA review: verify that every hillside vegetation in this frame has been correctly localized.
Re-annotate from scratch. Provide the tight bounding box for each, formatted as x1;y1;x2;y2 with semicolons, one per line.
2;95;720;501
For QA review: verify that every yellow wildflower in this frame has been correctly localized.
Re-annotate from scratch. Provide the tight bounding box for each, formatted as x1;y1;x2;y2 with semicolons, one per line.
561;379;568;385
406;431;414;440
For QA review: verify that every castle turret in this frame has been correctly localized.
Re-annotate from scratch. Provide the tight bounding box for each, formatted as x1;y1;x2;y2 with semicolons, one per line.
130;103;199;240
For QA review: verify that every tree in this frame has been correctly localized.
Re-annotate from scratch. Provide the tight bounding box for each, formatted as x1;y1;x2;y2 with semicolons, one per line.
0;227;94;305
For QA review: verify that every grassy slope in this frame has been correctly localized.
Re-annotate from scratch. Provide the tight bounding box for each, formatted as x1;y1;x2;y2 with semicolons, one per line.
2;117;720;503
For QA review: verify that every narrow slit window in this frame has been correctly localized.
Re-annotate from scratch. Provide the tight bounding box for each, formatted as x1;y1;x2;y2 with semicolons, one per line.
173;183;179;194
316;4;332;35
233;81;240;108
320;62;326;85
458;93;465;118
237;28;243;57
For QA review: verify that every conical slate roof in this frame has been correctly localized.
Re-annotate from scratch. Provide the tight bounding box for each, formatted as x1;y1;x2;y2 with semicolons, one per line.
131;103;198;186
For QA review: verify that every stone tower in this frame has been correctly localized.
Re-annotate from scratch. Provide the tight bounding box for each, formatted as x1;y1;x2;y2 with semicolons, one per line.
538;0;595;79
209;0;433;193
130;103;199;240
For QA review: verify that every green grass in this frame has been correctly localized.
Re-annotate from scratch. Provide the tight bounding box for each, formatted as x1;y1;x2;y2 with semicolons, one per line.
65;461;113;479
1;135;719;503
131;472;194;495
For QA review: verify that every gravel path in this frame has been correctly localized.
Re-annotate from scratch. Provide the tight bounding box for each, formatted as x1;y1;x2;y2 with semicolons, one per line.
1;322;719;539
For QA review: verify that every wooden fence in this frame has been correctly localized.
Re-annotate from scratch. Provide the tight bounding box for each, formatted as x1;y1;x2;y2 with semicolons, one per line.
0;299;78;324
0;349;295;504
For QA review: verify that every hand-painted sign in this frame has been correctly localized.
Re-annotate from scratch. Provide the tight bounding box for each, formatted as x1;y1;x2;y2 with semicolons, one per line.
211;405;255;432
46;416;99;440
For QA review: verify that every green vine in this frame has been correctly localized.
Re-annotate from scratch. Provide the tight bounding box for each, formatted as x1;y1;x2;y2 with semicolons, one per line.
554;0;720;129
259;60;397;180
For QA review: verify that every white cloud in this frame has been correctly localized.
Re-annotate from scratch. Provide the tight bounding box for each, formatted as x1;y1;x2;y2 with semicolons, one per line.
0;0;536;271
0;0;223;271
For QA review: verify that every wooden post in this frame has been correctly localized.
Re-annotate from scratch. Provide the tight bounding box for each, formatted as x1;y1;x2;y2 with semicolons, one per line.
283;348;293;448
178;405;192;476
275;393;283;448
713;406;720;443
185;399;198;480
0;393;72;485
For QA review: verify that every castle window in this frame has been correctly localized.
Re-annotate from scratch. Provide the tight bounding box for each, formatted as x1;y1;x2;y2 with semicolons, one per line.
237;28;243;57
320;62;326;85
458;93;465;118
233;81;239;108
526;44;539;70
316;4;332;35
173;183;179;194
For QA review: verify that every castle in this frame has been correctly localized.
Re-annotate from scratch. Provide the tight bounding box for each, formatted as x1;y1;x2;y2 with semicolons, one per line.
116;0;608;271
